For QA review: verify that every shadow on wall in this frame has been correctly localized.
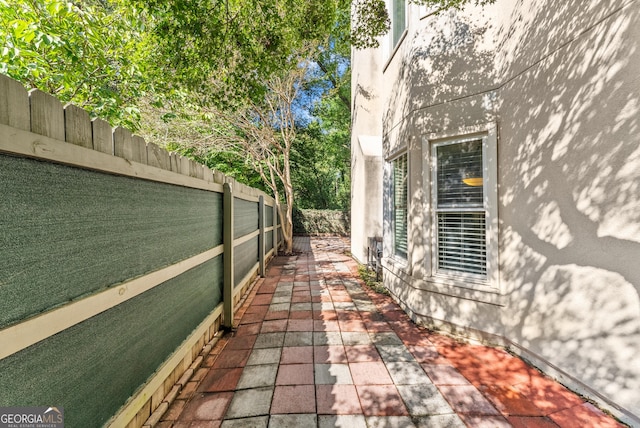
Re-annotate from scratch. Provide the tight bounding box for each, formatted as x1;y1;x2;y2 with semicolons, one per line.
384;8;498;149
498;0;640;415
382;0;640;418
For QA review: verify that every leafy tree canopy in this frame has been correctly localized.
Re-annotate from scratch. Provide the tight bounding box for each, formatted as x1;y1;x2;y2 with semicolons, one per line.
0;0;150;129
133;0;339;107
351;0;495;48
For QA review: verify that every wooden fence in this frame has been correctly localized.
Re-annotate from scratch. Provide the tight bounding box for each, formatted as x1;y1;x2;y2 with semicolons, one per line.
0;74;281;427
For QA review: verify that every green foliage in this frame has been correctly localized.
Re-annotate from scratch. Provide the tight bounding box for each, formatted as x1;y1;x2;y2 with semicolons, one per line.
292;120;350;210
293;209;350;236
134;0;339;107
170;142;269;193
351;0;496;49
291;0;351;211
0;0;149;129
357;264;388;295
351;0;391;49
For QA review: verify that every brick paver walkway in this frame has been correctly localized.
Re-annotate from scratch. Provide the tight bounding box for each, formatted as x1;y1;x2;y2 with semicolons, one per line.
160;236;625;428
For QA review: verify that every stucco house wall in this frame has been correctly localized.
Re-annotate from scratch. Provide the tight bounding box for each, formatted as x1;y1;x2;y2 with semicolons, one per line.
351;0;640;424
351;46;384;263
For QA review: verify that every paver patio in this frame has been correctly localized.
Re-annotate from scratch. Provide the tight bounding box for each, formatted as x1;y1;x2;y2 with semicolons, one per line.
158;236;625;428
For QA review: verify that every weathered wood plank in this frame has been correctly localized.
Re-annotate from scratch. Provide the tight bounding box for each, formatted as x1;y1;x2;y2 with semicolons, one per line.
92;118;113;154
180;156;190;176
203;166;214;183
114;127;147;163
29;89;65;140
0;74;30;130
169;152;181;174
214;170;226;184
113;126;133;159
147;142;170;170
188;159;203;179
64;104;92;148
132;135;148;164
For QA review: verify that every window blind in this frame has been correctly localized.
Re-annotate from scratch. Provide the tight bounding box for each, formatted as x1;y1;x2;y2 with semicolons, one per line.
437;212;486;275
393;155;408;258
436;140;483;206
435;139;486;276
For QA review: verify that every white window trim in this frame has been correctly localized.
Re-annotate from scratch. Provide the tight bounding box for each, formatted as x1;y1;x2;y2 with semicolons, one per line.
423;123;499;291
383;0;408;64
391;152;409;261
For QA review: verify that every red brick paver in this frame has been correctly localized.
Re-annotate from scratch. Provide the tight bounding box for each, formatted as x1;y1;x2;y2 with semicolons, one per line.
162;237;626;428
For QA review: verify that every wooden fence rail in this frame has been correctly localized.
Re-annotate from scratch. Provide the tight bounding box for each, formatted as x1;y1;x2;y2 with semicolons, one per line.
0;74;281;428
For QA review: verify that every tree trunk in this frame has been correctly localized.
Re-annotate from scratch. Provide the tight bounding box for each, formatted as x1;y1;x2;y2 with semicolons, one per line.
280;150;295;254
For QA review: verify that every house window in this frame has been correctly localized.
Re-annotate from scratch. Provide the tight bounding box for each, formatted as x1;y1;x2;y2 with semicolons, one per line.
433;138;486;276
391;0;407;47
392;154;408;259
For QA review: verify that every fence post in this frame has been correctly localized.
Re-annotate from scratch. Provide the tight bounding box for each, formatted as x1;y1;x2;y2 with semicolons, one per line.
258;196;265;277
223;182;234;329
273;203;279;256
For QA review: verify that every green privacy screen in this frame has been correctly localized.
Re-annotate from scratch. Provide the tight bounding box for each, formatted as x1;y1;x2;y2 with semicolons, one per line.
265;205;274;228
234;236;259;287
0;155;223;329
266;232;274;252
234;198;258;239
0;255;223;427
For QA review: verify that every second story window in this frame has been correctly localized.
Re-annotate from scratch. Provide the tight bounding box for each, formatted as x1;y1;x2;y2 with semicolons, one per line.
391;0;407;47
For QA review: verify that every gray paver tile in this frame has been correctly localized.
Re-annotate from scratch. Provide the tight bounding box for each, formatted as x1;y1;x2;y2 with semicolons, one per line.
315;363;353;385
385;361;432;385
290;303;313;311
284;331;313;346
313;302;335;311
269;414;317;428
341;332;372;346
236;364;278;389
366;416;416;428
246;348;282;366
318;415;367;428
354;302;378;312
254;332;286;349
269;303;291;312
276;282;294;290
397;384;455;416
225;387;274;418
377;345;414;362
221;416;269;428
413;414;466;428
314;331;343;346
370;332;403;346
333;301;357;311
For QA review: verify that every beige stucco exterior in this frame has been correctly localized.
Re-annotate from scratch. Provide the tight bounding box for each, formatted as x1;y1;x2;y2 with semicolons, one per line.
351;0;640;424
351;45;385;263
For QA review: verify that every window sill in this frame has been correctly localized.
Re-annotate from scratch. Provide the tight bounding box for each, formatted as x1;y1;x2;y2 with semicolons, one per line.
383;255;409;273
383;259;504;307
429;271;499;294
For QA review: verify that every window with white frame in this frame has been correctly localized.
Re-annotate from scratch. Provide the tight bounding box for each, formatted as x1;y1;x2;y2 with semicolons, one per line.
431;134;493;279
392;154;408;259
391;0;407;48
